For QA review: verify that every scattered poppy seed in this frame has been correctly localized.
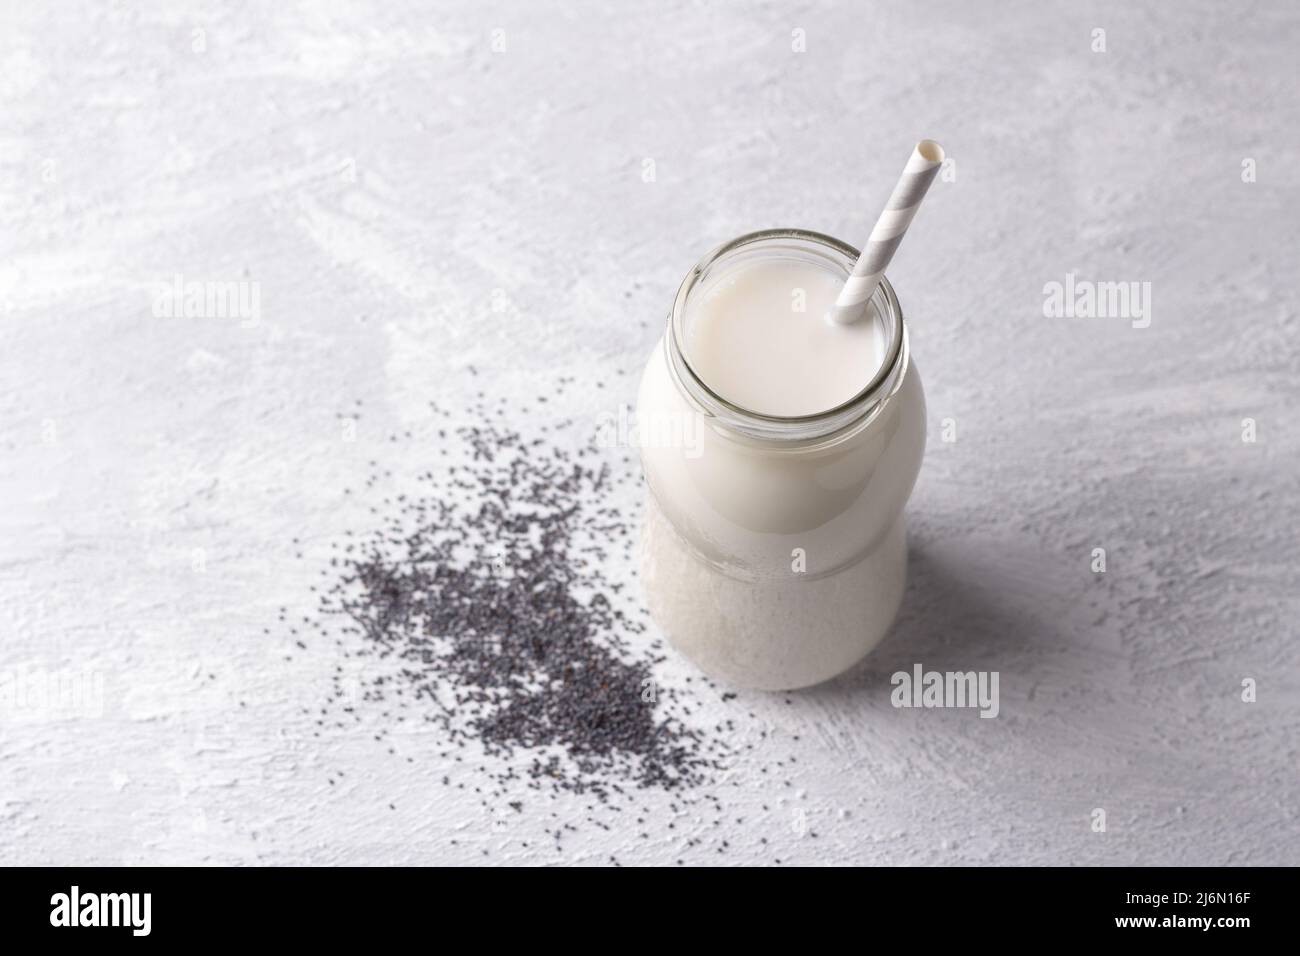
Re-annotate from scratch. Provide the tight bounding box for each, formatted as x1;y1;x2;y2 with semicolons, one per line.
303;393;729;825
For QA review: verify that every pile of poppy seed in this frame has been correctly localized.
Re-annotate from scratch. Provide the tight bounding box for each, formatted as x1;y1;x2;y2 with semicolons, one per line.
303;386;731;810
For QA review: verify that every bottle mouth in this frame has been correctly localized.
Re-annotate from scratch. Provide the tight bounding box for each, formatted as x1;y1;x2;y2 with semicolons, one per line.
665;228;908;443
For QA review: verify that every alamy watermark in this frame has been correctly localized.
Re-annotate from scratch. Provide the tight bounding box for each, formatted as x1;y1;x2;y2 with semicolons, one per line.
891;663;999;718
50;886;151;936
152;273;260;328
595;403;703;458
1042;273;1151;329
0;665;105;721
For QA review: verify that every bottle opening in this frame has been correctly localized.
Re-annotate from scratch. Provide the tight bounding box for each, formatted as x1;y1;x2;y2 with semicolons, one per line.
668;229;907;442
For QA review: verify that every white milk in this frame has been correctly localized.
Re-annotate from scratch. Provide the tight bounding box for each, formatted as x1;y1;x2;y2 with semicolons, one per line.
636;230;926;690
682;258;886;418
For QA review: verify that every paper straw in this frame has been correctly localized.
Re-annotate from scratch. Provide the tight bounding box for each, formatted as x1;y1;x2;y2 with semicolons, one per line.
831;139;944;324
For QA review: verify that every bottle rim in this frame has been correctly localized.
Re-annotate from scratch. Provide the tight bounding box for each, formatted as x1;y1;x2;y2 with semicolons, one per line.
665;228;909;443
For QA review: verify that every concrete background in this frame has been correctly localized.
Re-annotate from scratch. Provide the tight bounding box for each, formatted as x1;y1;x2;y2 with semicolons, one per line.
1;1;1296;865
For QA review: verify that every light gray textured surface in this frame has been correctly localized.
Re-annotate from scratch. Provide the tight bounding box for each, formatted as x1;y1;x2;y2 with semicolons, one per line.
1;1;1297;866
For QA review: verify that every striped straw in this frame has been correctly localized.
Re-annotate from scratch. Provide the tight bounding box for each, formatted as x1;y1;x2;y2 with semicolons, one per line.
831;139;944;324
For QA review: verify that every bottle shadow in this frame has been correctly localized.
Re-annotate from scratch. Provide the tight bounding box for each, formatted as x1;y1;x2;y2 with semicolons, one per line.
806;538;1085;700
